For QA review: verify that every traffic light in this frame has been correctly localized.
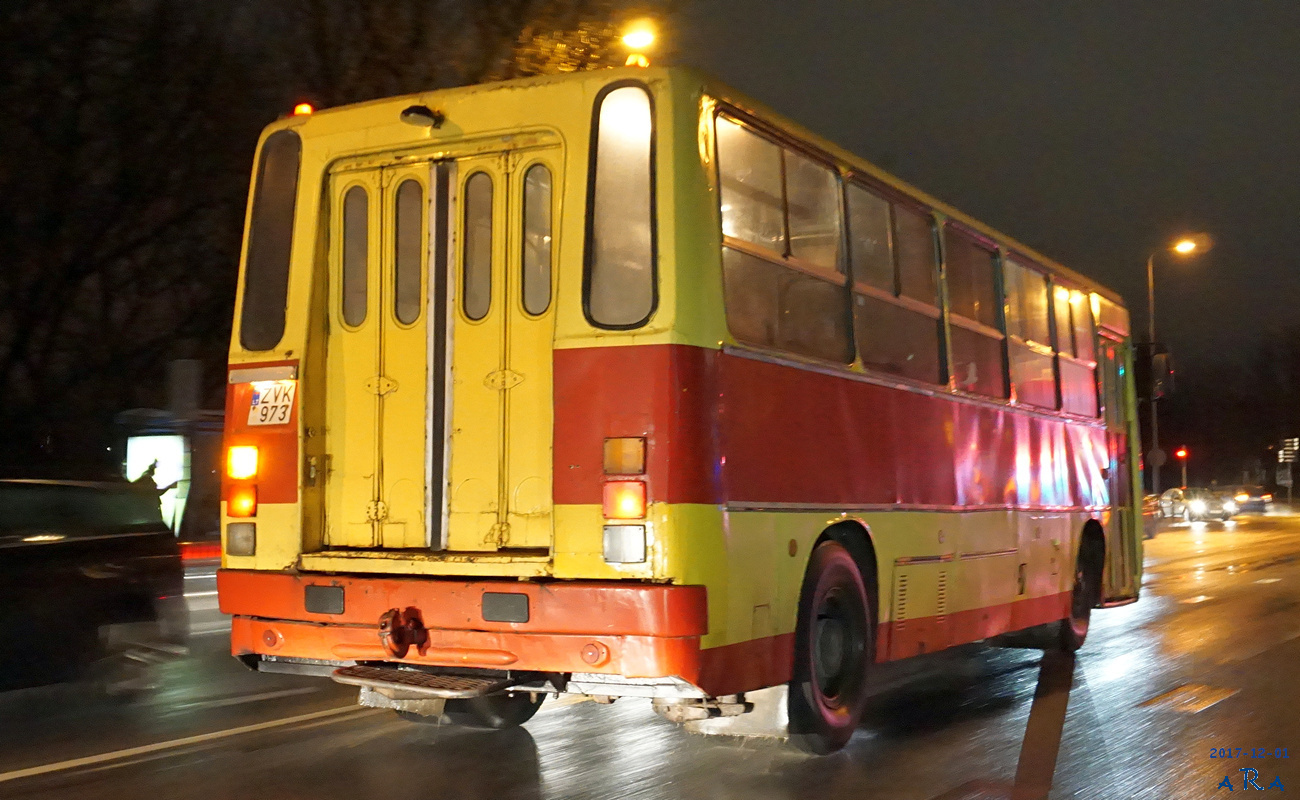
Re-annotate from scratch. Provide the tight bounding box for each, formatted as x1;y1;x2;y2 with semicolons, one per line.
1175;447;1188;460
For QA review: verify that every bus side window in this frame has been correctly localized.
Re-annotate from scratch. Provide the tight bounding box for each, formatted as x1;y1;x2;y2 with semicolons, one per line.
846;186;942;385
784;149;841;271
393;178;423;325
341;185;368;327
944;228;1006;398
1004;258;1055;408
240;129;301;351
716;114;851;363
521;163;553;315
462;172;493;321
1055;285;1098;416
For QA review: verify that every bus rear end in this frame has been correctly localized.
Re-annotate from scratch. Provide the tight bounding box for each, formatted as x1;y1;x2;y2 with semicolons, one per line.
216;68;726;725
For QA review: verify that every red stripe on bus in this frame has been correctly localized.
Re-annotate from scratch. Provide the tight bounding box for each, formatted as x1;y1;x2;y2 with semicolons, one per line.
695;590;1072;696
553;345;719;505
553;344;1109;510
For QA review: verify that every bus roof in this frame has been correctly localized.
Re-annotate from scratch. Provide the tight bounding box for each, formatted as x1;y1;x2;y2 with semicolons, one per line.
270;65;1125;307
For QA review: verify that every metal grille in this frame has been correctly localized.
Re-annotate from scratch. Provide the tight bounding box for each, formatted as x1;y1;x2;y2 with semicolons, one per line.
893;573;909;629
936;570;948;624
332;665;515;699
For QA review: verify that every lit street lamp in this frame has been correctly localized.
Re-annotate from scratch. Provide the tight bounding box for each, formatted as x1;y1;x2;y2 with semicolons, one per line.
1175;446;1189;489
621;19;656;67
1146;233;1212;497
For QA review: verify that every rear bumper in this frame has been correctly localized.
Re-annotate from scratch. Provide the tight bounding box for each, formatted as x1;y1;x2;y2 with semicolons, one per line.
218;570;707;681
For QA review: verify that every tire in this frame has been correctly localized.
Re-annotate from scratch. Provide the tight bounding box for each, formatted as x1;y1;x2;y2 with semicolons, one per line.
1059;534;1104;652
439;692;545;729
787;540;873;755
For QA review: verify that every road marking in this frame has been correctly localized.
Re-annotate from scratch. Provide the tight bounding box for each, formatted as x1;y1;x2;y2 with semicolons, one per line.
1139;684;1239;713
0;705;371;785
1256;577;1282;584
171;686;320;710
1180;595;1212;604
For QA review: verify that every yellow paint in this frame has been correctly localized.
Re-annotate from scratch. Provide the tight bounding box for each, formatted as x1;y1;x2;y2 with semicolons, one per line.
446;144;561;551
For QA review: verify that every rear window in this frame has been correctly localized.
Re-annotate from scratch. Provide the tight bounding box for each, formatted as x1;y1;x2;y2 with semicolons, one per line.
585;83;656;329
0;482;163;536
239;129;301;351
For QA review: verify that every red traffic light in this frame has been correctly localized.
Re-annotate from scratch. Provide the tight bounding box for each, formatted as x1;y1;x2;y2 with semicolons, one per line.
1175;447;1188;460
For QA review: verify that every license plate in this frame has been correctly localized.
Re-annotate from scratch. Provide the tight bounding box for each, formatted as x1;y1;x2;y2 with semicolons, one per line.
248;380;297;426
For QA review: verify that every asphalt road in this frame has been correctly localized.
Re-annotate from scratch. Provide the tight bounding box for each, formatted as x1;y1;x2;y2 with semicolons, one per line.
3;514;1300;799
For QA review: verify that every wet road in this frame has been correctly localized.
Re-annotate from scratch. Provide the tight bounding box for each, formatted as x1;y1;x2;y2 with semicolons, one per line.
4;514;1300;799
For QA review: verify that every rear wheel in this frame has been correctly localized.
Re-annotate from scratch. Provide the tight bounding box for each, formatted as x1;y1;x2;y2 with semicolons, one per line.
441;692;544;729
1059;534;1104;652
787;540;873;754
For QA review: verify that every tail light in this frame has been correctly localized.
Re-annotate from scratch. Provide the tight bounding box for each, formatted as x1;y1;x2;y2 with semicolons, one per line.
227;445;259;479
603;480;646;520
227;485;258;518
1235;493;1249;502
1263;494;1273;502
603;437;646;475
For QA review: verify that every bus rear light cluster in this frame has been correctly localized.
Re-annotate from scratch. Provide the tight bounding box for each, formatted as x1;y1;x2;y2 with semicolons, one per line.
601;437;648;564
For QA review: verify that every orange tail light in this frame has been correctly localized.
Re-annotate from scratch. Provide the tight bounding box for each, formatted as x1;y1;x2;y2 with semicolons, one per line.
603;480;646;520
227;485;258;518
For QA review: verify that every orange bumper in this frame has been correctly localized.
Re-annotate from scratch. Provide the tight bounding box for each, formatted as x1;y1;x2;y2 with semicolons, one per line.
218;570;708;680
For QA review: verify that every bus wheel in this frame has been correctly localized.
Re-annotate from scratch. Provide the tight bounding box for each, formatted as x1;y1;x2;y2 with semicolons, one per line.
788;540;872;754
1059;534;1104;652
442;692;545;729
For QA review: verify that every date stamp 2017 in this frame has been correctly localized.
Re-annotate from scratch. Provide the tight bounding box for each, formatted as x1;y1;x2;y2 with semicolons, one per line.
1212;749;1290;760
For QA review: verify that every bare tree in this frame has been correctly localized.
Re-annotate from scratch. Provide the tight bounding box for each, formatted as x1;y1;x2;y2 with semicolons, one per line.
0;0;674;469
0;0;264;465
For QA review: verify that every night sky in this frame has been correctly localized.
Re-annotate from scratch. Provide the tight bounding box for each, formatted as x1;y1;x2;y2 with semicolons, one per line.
678;0;1300;370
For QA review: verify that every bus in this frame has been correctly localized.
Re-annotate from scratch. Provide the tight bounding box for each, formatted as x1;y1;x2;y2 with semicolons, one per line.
217;65;1142;754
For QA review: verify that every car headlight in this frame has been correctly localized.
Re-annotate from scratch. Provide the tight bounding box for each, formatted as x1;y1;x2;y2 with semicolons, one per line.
1235;493;1249;502
1189;499;1207;514
1224;501;1237;513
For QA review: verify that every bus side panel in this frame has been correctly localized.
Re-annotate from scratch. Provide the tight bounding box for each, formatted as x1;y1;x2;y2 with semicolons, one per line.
552;343;1100;696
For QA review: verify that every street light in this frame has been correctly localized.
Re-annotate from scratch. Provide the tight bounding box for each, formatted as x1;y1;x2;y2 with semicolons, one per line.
621;19;656;67
1145;233;1212;497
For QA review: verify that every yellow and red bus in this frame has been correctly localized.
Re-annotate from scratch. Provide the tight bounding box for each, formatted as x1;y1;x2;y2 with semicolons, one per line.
217;65;1142;753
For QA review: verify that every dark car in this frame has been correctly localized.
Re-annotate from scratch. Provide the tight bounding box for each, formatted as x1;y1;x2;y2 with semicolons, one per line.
1157;487;1189;519
1159;487;1237;521
1225;485;1273;513
0;479;187;691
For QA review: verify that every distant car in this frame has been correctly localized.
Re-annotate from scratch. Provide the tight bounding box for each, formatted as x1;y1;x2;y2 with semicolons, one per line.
1159;487;1236;521
0;479;187;691
1185;488;1237;522
1158;487;1188;519
1224;485;1273;513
